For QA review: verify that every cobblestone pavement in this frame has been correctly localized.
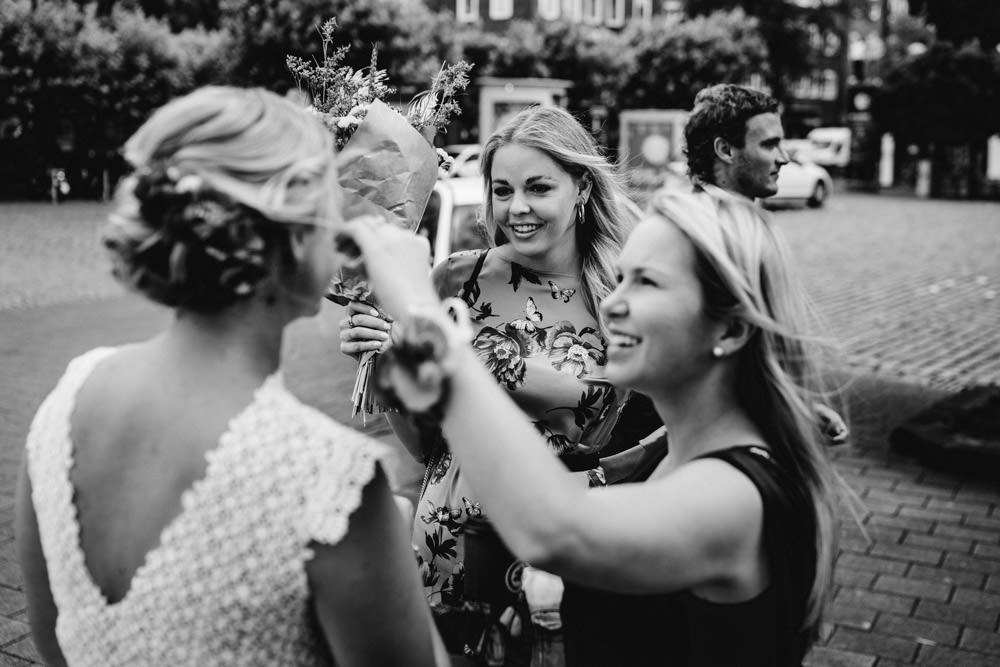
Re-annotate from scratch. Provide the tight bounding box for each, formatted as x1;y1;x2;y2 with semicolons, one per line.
774;195;1000;391
0;204;123;312
1;193;998;665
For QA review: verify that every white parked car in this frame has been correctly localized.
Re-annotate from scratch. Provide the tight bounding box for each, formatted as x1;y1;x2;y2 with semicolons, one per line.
768;157;833;208
806;126;851;168
781;139;818;164
441;144;482;179
417;176;488;265
657;158;831;208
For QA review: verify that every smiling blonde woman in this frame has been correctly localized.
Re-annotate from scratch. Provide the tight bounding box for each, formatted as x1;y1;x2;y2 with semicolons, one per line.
340;106;661;664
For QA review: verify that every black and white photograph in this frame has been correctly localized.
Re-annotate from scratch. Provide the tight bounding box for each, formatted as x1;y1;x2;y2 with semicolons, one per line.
1;1;998;665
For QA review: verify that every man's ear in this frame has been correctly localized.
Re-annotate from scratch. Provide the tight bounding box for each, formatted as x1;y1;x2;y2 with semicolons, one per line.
713;136;736;165
715;317;755;356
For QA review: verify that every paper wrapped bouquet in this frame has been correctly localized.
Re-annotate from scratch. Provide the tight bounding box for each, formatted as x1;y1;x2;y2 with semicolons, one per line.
287;19;471;416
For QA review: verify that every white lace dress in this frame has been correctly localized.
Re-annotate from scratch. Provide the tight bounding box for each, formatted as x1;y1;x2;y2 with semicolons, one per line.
25;347;391;666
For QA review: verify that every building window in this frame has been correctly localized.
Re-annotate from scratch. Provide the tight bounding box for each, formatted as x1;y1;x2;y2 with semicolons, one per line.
889;0;909;16
490;0;513;19
822;69;838;101
745;73;770;96
868;0;881;22
633;0;652;22
824;31;841;58
456;0;479;23
605;0;625;27
662;0;684;22
562;0;583;23
538;0;561;21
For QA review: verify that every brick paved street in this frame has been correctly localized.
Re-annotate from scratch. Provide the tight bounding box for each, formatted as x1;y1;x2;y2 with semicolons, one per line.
775;195;1000;392
1;193;998;665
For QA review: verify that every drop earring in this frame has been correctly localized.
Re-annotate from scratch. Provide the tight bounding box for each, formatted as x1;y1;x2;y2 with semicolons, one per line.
576;201;585;225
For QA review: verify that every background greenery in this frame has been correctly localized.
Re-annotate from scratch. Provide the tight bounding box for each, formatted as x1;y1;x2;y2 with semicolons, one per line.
1;0;998;199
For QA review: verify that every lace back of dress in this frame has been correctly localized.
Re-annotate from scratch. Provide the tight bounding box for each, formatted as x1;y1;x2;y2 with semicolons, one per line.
24;347;391;666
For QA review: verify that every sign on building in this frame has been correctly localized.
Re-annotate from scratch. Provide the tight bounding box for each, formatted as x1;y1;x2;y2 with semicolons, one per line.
478;77;572;140
618;109;688;194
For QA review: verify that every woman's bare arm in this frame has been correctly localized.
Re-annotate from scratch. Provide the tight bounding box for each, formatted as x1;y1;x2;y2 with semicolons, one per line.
432;346;763;594
306;465;447;666
15;463;68;667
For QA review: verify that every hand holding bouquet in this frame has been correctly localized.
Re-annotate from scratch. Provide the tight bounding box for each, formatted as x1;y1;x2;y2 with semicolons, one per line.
287;18;471;417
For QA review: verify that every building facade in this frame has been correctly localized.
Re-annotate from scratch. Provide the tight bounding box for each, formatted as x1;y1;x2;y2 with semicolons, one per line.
785;0;908;133
424;0;680;30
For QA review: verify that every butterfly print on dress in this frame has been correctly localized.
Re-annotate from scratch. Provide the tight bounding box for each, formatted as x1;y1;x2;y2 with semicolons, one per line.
548;280;576;303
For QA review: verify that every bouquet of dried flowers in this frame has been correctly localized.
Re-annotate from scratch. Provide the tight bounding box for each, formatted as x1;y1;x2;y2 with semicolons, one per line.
287;18;472;418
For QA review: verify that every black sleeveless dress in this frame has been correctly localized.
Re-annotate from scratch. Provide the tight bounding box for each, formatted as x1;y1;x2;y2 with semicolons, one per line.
561;445;818;666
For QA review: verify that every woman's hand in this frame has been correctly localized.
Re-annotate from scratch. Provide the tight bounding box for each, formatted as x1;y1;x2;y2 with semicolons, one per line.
339;301;393;359
338;217;440;317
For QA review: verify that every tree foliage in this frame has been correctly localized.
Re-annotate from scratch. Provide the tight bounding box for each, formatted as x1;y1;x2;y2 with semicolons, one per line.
876;41;1000;145
908;0;1000;50
620;9;770;110
866;10;936;82
456;20;631;115
220;0;442;95
683;0;834;101
2;0;777;198
0;0;232;197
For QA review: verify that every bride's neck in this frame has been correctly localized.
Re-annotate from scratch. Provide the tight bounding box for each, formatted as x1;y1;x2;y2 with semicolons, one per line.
163;302;285;380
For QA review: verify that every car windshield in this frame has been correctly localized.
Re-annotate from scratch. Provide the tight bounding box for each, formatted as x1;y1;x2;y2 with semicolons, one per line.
451;204;487;253
417;192;442;246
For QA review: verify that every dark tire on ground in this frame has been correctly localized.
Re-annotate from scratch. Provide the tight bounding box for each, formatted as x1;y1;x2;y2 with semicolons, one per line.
807;181;827;208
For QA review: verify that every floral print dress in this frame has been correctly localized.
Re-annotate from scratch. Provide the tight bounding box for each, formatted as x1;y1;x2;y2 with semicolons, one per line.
415;249;620;614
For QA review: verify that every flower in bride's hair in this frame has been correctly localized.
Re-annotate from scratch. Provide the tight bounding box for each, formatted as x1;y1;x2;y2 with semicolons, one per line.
175;174;204;194
185;201;230;230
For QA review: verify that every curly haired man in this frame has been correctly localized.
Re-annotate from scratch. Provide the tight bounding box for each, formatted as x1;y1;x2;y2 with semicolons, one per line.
684;83;789;200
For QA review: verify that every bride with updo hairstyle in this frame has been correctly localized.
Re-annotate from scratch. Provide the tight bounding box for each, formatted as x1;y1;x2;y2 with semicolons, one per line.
16;86;447;666
104;86;344;312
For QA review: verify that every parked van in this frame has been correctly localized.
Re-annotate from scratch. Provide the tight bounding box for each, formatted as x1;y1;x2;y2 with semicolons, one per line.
807;127;851;168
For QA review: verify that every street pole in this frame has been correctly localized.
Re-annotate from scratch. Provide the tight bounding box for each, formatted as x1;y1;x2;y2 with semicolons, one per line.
838;0;851;127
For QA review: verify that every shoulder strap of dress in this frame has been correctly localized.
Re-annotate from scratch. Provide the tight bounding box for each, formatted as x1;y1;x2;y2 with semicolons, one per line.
458;248;490;306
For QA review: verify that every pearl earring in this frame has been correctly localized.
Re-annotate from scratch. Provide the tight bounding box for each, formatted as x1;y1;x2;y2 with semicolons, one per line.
712;346;725;358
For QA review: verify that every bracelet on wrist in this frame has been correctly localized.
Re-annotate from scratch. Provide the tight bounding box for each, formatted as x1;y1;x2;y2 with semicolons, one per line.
586;466;608;488
374;298;471;421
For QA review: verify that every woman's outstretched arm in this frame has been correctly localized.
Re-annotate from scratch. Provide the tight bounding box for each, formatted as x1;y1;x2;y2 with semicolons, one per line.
307;465;448;666
428;345;763;594
340;218;764;596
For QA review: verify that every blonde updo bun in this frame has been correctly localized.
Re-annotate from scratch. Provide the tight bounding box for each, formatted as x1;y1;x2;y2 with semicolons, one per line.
103;86;340;311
